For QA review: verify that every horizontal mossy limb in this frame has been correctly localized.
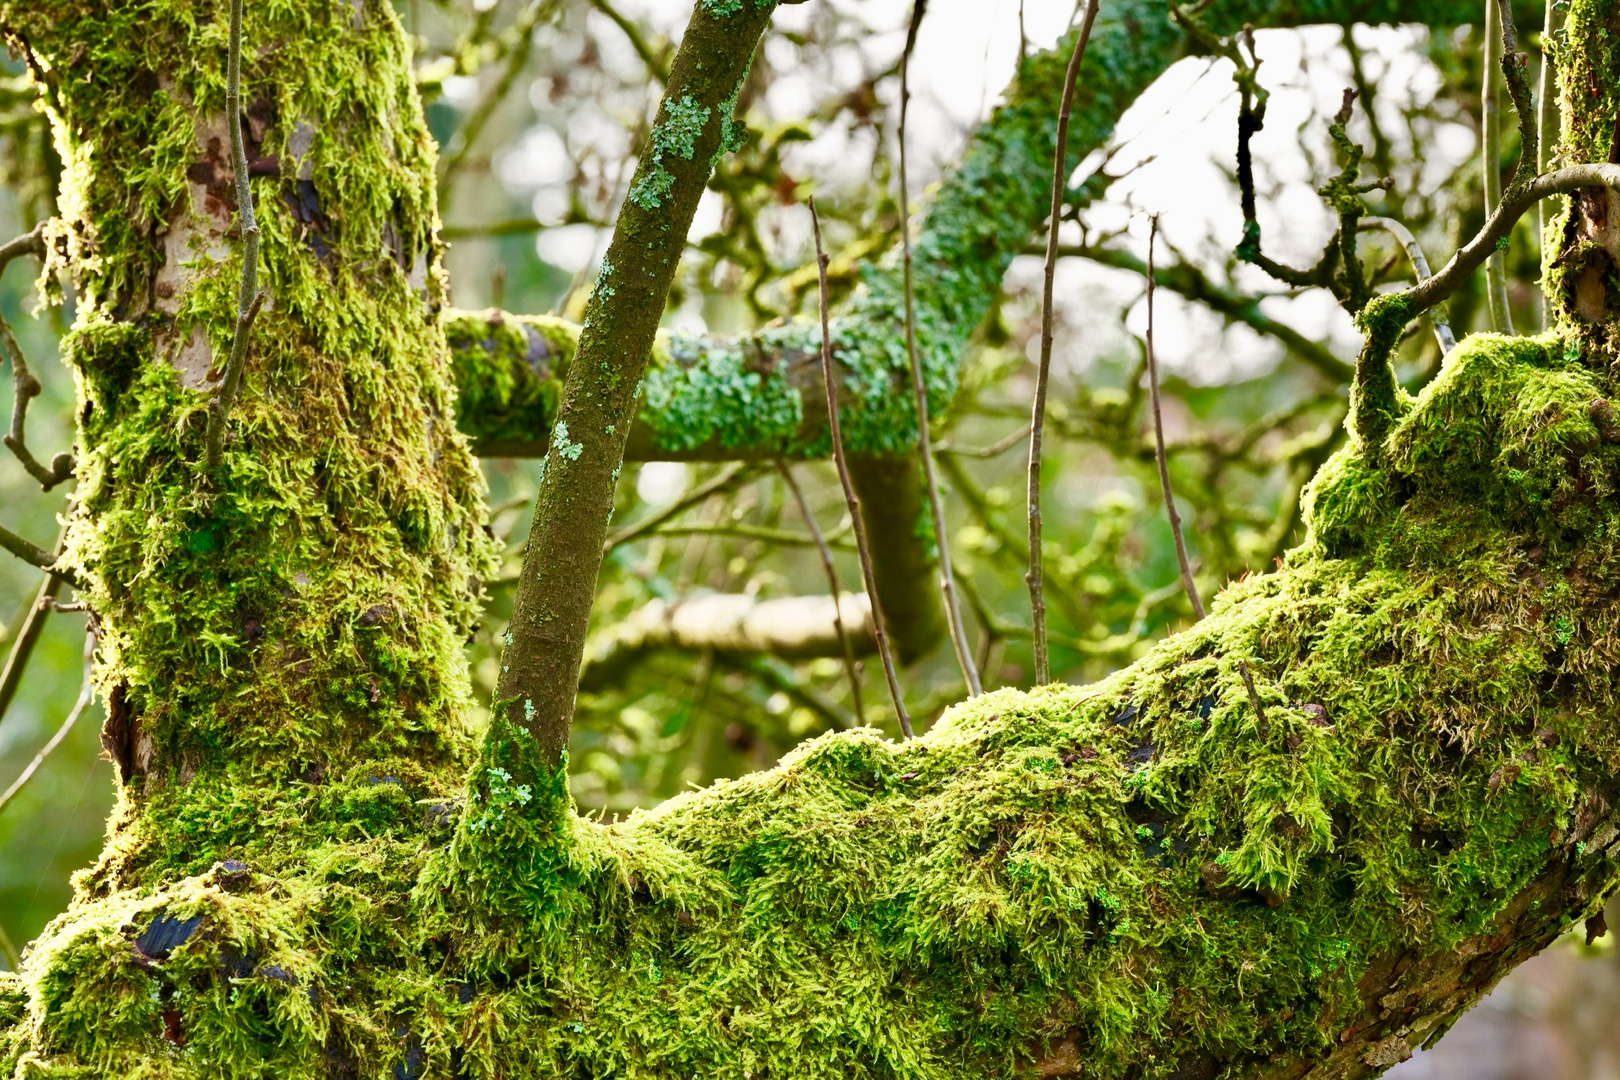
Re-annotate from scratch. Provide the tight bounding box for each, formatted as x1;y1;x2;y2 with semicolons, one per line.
447;0;1533;468
10;332;1620;1077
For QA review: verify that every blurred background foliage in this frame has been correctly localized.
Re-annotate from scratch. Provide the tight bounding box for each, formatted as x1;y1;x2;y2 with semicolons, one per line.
0;0;1616;1073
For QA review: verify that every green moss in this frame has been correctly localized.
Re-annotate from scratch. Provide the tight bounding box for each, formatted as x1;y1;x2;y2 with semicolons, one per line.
11;326;1620;1077
10;1;1620;1076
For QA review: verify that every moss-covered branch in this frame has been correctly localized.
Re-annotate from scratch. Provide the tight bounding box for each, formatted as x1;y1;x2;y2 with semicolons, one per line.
448;0;1518;469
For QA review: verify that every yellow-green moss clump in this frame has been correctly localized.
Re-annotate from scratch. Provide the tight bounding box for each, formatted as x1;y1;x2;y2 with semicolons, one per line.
2;328;1618;1078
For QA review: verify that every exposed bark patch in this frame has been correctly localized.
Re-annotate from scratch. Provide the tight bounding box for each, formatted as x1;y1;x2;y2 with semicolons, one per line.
99;681;140;784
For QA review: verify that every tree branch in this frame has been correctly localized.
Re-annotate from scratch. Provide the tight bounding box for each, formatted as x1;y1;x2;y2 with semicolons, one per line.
899;0;981;697
1358;216;1456;352
0;223;72;491
1028;0;1102;688
204;0;265;470
494;0;789;775
1406;164;1620;316
578;592;875;693
811;198;911;737
0;627;93;823
0;556;65;728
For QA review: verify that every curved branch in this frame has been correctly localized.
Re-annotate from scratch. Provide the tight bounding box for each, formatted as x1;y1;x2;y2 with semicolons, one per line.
1358;216;1457;352
1406;163;1620;317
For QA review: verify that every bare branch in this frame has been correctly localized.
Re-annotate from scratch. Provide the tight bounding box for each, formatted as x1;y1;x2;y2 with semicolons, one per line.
898;0;981;697
1483;0;1514;333
0;223;72;490
778;460;864;726
1405;163;1620;317
0;626;94;823
810;198;911;737
0;317;72;490
0;524;56;575
940;423;1032;459
0;534;66;727
1358;216;1457;352
1028;0;1101;688
1146;217;1203;624
205;0;266;470
603;462;756;553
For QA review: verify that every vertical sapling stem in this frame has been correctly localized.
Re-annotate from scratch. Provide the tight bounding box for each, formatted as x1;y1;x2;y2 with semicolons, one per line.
897;0;982;697
1026;0;1101;686
808;197;912;737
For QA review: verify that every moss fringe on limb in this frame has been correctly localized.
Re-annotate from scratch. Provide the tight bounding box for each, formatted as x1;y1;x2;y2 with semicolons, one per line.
10;332;1620;1078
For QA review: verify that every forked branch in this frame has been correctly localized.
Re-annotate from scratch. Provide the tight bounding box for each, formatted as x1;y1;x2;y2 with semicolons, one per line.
0;224;73;491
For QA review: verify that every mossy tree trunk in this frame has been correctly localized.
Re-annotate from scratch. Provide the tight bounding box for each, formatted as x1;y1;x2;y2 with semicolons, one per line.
0;0;1618;1078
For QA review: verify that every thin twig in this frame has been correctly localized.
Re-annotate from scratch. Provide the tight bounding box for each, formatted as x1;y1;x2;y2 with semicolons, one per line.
940;423;1033;459
1483;0;1514;334
898;0;981;698
603;462;756;552
777;460;864;726
1145;216;1268;737
0;627;95;822
640;522;851;548
1537;0;1562;328
0;524;57;575
808;197;911;737
1146;217;1202;623
1027;0;1102;687
0;536;66;727
0;224;72;491
1358;217;1456;352
205;0;266;469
